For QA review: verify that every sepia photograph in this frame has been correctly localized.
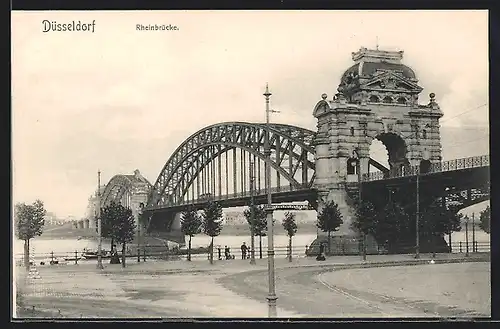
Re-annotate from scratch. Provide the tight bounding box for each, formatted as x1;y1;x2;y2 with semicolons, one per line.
11;10;490;319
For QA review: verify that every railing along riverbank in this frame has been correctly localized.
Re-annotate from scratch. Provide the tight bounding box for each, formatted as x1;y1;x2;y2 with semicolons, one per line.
14;244;310;266
14;240;490;267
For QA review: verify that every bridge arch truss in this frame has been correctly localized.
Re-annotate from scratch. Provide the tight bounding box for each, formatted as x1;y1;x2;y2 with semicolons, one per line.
101;173;152;208
147;122;317;208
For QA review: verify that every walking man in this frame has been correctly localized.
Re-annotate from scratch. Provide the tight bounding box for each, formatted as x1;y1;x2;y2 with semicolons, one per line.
241;242;248;260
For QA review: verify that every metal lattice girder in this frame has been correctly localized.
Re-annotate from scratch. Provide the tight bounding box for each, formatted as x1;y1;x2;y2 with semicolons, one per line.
148;122;318;207
101;174;152;208
444;187;490;210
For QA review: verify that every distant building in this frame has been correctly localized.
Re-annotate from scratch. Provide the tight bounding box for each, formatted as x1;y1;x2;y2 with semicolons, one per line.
85;185;106;229
43;212;66;226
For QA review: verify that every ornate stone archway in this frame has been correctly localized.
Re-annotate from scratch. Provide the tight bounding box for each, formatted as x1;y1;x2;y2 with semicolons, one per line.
371;132;410;177
313;47;443;237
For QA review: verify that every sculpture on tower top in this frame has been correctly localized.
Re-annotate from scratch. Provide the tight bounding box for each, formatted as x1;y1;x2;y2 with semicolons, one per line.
337;47;422;105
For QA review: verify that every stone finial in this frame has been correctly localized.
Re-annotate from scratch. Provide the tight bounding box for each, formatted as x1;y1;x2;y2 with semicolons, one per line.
321;93;328;100
429;93;436;103
428;92;440;110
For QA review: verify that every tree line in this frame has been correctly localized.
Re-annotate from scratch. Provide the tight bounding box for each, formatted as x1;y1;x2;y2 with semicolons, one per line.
14;196;491;269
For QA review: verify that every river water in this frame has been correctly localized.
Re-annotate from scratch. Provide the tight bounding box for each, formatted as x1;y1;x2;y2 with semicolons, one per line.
13;233;316;258
13;229;490;262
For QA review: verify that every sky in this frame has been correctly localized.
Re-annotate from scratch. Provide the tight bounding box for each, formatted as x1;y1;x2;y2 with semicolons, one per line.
11;10;489;218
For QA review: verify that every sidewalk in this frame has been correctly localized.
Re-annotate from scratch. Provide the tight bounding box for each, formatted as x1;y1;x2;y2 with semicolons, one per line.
36;251;488;273
15;252;489;318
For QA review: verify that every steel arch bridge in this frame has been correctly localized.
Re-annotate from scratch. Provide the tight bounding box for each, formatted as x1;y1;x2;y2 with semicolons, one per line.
143;121;387;211
101;171;152;208
146;122;319;210
94;121;489;245
97;122;490;216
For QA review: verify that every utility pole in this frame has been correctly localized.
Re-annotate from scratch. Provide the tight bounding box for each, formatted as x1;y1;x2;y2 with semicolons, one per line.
137;203;143;263
415;170;420;259
472;212;476;253
96;170;104;269
249;161;256;265
465;215;469;257
264;83;277;318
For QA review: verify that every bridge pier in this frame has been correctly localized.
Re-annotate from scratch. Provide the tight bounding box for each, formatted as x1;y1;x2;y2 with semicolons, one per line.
88;217;96;229
145;211;185;246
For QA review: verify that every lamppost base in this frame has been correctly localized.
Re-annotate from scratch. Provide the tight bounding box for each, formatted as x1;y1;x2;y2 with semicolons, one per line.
266;295;278;318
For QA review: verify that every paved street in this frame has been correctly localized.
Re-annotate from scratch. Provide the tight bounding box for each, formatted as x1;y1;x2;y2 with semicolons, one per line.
220;260;490;317
15;253;490;318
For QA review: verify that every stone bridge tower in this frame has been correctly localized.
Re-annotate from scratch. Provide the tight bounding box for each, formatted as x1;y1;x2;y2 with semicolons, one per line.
313;47;443;237
126;170;151;230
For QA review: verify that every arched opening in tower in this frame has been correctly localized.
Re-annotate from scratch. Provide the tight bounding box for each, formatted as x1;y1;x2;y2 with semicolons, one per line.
369;132;409;177
420;159;431;174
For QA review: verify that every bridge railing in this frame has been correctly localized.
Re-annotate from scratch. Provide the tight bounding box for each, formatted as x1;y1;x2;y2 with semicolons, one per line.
362;154;489;182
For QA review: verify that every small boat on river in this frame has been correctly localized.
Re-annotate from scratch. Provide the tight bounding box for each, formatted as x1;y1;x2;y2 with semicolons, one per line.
81;249;110;259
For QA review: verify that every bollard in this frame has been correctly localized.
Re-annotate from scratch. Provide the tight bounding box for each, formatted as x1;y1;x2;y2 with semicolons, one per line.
459;241;462;253
74;250;78;265
305;245;308;256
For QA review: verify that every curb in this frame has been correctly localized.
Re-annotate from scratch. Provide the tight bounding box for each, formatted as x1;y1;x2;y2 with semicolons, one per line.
306;255;490;272
221;254;490;278
32;254;490;276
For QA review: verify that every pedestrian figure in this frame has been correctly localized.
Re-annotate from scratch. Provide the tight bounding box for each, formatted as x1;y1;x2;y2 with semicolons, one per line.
241;242;248;260
218;246;222;260
316;243;326;261
224;246;230;260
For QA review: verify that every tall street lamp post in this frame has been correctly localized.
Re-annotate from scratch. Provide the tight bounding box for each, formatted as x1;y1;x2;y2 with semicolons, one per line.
249;162;256;265
264;83;277;318
465;215;469;257
137;203;144;263
97;170;104;269
354;150;366;261
415;168;420;259
472;212;476;253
